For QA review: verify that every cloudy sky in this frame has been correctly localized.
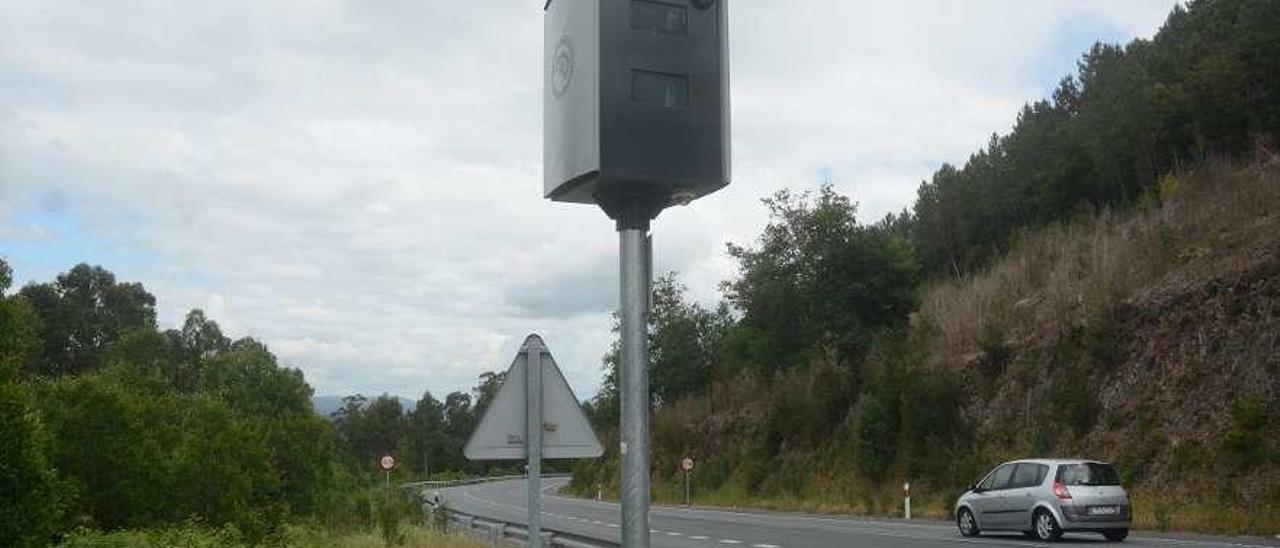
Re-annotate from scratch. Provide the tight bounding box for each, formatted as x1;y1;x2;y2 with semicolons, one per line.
1;0;1179;401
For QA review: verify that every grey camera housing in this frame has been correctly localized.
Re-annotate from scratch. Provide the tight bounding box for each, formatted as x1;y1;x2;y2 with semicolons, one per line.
544;0;730;213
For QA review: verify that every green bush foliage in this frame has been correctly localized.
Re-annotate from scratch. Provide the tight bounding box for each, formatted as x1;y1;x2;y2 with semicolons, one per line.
853;393;894;483
1221;393;1270;472
0;260;505;545
0;381;67;547
0;261;67;548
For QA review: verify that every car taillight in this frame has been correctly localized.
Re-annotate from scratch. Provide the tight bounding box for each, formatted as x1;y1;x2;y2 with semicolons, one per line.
1053;482;1072;499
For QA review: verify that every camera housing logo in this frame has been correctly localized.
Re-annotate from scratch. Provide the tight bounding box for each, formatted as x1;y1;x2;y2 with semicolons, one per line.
551;35;574;98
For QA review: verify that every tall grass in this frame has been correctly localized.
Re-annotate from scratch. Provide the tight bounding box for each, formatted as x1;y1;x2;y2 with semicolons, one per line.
920;159;1279;366
55;483;484;548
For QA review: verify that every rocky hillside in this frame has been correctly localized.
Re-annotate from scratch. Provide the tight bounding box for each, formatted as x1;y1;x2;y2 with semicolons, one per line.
927;158;1278;531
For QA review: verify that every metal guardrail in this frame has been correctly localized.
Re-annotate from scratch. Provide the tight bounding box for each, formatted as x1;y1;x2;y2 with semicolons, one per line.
401;474;540;491
404;475;618;548
446;513;615;548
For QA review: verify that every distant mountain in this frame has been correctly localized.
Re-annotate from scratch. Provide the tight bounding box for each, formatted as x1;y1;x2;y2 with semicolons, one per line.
311;395;416;420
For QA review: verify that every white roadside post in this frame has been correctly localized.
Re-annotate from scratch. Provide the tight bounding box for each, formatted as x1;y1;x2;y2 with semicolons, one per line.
904;481;911;520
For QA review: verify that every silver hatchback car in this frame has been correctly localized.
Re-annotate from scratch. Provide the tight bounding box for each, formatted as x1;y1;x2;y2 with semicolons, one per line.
954;459;1131;542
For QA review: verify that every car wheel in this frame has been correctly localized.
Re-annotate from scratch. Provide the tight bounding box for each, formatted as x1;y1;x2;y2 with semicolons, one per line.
1103;528;1129;542
1033;509;1063;541
957;508;980;537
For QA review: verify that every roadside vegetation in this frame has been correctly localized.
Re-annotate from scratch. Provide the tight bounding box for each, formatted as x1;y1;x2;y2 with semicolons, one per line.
56;521;483;548
572;0;1280;537
0;259;502;546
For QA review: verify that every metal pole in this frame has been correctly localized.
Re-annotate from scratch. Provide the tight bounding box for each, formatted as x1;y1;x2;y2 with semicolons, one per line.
619;222;651;548
527;341;544;548
684;470;690;506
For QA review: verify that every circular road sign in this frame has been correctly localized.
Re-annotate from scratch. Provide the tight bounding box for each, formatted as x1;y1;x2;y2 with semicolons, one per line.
682;457;695;472
380;455;395;471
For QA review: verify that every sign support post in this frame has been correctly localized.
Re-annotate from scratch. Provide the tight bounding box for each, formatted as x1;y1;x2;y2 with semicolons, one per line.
617;205;655;548
380;455;395;489
681;457;694;506
527;339;544;548
684;470;690;506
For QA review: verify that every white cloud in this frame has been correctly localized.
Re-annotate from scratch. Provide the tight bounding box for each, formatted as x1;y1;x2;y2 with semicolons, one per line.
0;0;1179;398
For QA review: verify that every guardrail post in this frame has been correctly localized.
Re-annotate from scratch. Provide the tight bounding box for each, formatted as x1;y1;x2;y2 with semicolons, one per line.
489;522;504;547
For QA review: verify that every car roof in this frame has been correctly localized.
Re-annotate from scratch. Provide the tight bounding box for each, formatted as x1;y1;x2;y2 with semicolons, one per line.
1004;458;1111;466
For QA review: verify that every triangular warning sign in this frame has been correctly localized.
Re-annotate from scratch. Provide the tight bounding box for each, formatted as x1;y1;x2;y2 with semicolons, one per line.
464;334;603;460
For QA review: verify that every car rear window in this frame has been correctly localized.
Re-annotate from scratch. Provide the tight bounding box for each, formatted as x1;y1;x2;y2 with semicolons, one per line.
1056;463;1121;486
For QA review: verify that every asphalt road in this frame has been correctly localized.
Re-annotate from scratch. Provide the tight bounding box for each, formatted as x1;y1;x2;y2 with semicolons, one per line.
440;478;1280;548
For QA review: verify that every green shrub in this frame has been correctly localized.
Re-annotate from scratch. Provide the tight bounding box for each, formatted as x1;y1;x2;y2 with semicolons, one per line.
1081;310;1122;368
0;381;67;548
377;488;418;547
1221;394;1269;472
976;323;1011;376
1169;442;1208;477
854;393;894;482
57;522;245;548
1153;498;1173;532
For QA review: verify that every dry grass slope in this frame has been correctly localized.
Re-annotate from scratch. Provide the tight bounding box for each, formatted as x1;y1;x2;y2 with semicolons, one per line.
917;158;1280;534
921;159;1278;367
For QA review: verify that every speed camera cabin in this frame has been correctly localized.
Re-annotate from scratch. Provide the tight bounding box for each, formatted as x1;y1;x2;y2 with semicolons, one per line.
543;0;730;215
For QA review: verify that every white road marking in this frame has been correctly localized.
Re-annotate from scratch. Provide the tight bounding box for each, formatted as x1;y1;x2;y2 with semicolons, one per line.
690;536;709;540
665;531;682;536
719;540;742;545
753;544;780;548
1134;538;1279;548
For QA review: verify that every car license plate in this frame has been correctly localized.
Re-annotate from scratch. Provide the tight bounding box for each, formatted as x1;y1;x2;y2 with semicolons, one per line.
1088;506;1119;516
